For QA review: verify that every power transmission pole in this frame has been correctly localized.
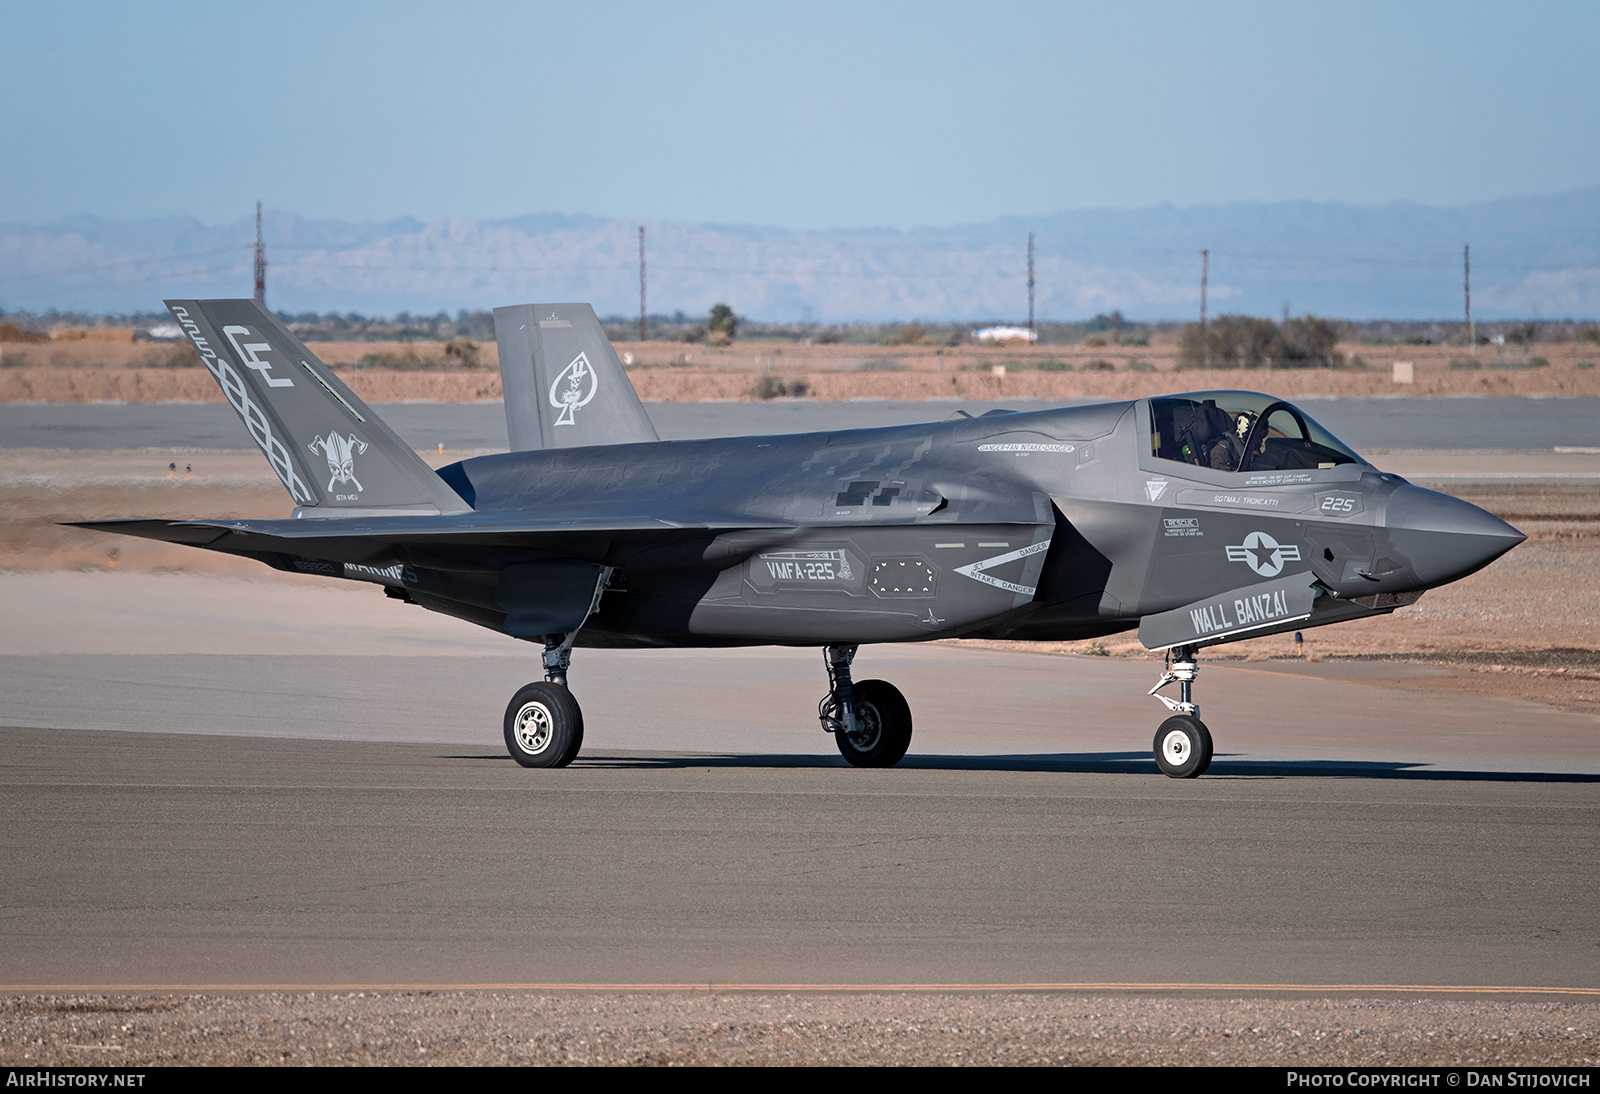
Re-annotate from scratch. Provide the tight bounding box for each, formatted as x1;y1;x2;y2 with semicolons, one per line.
639;225;647;343
1026;232;1035;332
1200;248;1210;371
253;201;267;305
1464;243;1474;359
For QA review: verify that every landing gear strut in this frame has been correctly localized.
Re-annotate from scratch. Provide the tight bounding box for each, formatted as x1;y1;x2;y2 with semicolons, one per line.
502;567;611;769
1148;645;1212;778
818;645;913;767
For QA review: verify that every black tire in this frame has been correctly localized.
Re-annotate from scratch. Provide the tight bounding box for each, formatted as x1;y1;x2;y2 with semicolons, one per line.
504;682;584;768
1153;714;1212;778
834;679;913;768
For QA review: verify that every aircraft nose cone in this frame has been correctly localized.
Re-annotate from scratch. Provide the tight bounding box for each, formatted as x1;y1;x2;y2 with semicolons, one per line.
1385;483;1525;588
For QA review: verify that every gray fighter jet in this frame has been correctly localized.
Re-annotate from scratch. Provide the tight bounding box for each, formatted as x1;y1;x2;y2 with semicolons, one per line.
78;300;1524;777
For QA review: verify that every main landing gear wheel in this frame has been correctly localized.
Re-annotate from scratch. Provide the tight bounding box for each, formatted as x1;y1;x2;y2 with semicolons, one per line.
834;679;913;768
504;681;584;768
1153;714;1212;779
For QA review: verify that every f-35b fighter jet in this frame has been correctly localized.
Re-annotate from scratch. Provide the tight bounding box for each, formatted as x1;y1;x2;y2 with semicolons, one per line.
79;300;1524;777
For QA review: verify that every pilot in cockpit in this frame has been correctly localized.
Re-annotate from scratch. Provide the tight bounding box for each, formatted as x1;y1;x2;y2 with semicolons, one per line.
1171;399;1257;471
1153;392;1364;475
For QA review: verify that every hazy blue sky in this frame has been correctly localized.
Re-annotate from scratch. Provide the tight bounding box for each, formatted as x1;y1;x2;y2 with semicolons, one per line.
5;0;1598;230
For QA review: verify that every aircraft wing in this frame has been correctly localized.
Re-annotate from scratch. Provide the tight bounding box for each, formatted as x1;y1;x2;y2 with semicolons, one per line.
70;509;798;565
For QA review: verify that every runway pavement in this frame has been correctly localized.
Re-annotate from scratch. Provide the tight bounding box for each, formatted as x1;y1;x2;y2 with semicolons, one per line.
3;724;1598;991
2;571;1598;992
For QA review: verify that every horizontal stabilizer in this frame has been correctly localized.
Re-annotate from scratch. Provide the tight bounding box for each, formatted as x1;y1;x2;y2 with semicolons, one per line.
68;509;795;567
493;303;658;451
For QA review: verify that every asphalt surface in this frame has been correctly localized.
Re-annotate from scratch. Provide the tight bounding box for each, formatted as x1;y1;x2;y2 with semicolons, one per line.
3;722;1598;991
4;396;1600;450
3;575;1598;992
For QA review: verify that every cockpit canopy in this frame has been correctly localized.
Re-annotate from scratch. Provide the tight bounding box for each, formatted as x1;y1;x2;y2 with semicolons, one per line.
1150;391;1366;475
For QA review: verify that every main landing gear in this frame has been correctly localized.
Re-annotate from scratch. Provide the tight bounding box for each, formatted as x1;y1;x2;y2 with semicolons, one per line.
503;568;610;769
818;645;913;767
1148;645;1213;779
503;641;585;768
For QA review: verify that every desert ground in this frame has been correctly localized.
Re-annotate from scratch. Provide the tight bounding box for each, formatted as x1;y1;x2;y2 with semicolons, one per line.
5;991;1597;1067
2;336;1598;403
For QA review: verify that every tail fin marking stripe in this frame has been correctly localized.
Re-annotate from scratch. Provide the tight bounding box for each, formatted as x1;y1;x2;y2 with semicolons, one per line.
172;303;314;504
299;359;366;422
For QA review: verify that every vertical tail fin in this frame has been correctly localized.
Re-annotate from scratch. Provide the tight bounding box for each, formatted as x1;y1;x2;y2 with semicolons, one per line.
493;302;658;451
165;299;471;516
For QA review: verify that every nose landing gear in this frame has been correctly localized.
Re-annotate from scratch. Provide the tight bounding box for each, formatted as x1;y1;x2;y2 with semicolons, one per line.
1148;645;1212;778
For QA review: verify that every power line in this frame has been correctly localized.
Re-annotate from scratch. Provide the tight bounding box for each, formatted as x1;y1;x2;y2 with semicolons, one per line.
0;245;250;284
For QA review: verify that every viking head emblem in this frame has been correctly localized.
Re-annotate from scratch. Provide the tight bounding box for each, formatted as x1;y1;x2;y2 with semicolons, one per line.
308;431;368;492
549;351;598;427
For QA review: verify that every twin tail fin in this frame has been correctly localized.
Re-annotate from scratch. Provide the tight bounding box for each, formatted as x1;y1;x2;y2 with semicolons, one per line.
165;299;471;517
493;302;658;451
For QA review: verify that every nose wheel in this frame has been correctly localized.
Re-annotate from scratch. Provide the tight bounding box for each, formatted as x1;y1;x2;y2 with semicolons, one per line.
1149;645;1212;778
1154;714;1212;778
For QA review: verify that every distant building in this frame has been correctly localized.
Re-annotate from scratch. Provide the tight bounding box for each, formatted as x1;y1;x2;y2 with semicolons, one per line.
972;325;1038;344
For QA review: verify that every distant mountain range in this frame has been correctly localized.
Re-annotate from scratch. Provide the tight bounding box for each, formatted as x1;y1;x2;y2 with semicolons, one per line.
4;189;1598;321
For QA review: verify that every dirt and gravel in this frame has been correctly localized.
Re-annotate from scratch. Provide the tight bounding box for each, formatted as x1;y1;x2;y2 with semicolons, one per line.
3;338;1598;403
4;991;1598;1067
